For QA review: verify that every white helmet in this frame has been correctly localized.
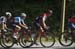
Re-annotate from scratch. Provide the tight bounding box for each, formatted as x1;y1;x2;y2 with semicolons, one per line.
5;12;12;16
49;10;53;14
21;13;27;17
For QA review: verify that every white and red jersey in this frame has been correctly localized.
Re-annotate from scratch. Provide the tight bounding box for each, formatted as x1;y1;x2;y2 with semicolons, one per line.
35;12;49;26
0;16;7;24
41;13;49;17
68;17;75;23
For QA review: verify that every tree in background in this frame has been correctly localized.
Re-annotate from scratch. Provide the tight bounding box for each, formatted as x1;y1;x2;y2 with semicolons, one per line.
0;0;75;36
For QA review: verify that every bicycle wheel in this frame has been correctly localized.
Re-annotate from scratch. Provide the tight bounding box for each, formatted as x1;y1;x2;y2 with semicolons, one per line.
0;37;7;48
1;35;14;48
40;32;55;48
19;34;33;48
59;32;73;47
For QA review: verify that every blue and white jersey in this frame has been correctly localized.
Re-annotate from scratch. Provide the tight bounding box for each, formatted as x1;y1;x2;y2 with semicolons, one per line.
0;16;7;24
14;16;25;24
14;16;22;23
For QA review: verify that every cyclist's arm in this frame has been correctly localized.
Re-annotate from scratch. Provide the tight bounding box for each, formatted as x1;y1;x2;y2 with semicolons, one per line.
2;22;5;30
2;17;7;30
2;22;7;30
19;23;28;29
43;14;47;28
21;20;28;29
19;19;28;29
4;23;7;29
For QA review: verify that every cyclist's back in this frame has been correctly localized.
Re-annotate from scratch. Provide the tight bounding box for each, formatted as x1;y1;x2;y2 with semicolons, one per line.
14;16;22;25
35;16;42;23
68;15;75;29
7;17;14;29
68;17;75;23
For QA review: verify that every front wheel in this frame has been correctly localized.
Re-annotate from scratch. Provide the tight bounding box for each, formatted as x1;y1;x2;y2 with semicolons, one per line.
40;32;55;48
59;32;73;47
19;34;33;48
1;35;14;48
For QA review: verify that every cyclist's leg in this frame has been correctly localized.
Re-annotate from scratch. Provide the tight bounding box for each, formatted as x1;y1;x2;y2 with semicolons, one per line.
35;23;44;36
13;24;21;40
68;23;75;41
21;28;30;41
39;26;44;36
40;25;49;41
33;23;42;45
0;24;1;37
71;29;75;41
0;30;1;37
0;24;6;37
0;24;2;37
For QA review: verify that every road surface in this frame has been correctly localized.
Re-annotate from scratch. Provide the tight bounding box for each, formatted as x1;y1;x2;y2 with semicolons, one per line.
0;42;75;49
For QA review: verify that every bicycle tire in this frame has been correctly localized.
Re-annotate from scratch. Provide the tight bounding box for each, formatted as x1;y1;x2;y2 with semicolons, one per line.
59;32;73;47
19;34;33;48
1;35;14;48
40;32;55;48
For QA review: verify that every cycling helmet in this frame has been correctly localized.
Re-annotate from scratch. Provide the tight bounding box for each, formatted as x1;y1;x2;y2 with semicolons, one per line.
5;12;12;16
49;10;53;14
21;13;27;17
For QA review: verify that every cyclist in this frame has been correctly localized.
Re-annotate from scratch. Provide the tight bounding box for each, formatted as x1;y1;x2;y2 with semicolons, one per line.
0;12;14;38
0;15;7;36
68;15;75;29
68;14;75;40
13;13;29;40
5;11;18;40
34;9;53;45
5;12;14;29
5;12;21;40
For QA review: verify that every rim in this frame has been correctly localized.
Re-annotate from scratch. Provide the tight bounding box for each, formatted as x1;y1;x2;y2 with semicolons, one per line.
40;35;55;47
2;36;13;47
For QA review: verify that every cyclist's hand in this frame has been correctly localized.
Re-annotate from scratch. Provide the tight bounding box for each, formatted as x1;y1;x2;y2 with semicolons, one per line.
24;26;28;29
45;26;49;30
28;29;31;32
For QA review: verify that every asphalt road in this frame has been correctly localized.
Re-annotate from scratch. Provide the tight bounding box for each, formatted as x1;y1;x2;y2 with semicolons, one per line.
0;42;75;49
0;46;75;49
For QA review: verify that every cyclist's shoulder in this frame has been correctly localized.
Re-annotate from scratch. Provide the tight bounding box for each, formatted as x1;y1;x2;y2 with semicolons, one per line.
0;16;6;18
36;16;42;19
14;16;21;18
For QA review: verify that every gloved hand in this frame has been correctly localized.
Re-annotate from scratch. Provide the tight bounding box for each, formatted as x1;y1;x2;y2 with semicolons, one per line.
3;29;7;33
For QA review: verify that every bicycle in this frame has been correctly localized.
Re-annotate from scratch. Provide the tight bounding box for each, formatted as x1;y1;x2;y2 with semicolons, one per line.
0;29;31;48
0;30;6;48
21;22;55;48
18;28;33;48
40;29;55;48
0;29;14;48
